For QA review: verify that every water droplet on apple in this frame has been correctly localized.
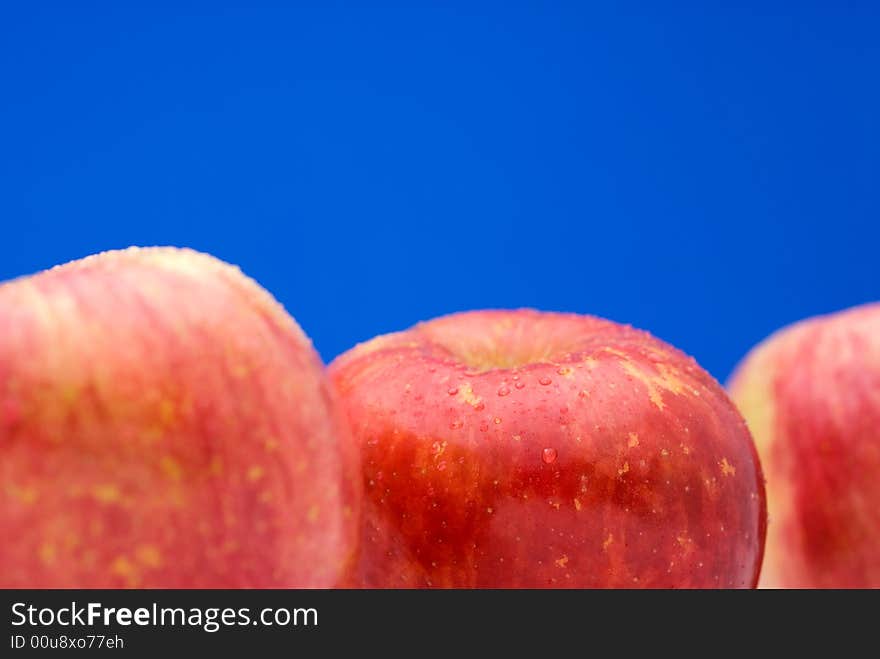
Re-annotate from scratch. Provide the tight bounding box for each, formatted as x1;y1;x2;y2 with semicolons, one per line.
447;387;459;396
542;447;558;464
538;376;552;386
493;417;502;424
497;386;510;397
436;461;447;471
514;381;525;389
474;402;485;411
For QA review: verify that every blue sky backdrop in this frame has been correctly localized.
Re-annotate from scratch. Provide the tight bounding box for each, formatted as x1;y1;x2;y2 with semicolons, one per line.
1;2;877;380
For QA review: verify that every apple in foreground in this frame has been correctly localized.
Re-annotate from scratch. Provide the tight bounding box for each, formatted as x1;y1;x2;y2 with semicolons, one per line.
729;303;880;588
330;309;766;588
0;247;359;587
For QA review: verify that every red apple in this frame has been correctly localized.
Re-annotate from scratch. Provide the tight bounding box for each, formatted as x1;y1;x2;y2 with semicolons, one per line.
330;309;766;588
0;247;359;587
729;303;880;588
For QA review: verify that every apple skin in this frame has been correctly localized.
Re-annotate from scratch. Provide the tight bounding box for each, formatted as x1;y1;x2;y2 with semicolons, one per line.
0;247;359;588
330;310;766;588
729;303;880;588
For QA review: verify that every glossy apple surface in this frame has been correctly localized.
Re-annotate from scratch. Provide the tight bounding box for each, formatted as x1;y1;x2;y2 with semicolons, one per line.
331;310;765;588
0;247;359;587
729;303;880;588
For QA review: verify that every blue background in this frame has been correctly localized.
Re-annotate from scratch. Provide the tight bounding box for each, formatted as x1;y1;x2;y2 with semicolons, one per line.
1;2;877;380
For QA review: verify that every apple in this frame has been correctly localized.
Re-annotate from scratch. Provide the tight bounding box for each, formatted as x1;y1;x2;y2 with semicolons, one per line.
729;303;880;588
330;309;766;588
0;247;359;588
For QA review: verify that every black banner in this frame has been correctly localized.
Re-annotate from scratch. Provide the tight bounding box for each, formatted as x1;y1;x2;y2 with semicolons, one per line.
0;589;869;654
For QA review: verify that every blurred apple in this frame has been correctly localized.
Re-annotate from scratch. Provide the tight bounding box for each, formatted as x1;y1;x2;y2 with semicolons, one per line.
0;247;359;587
729;303;880;588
